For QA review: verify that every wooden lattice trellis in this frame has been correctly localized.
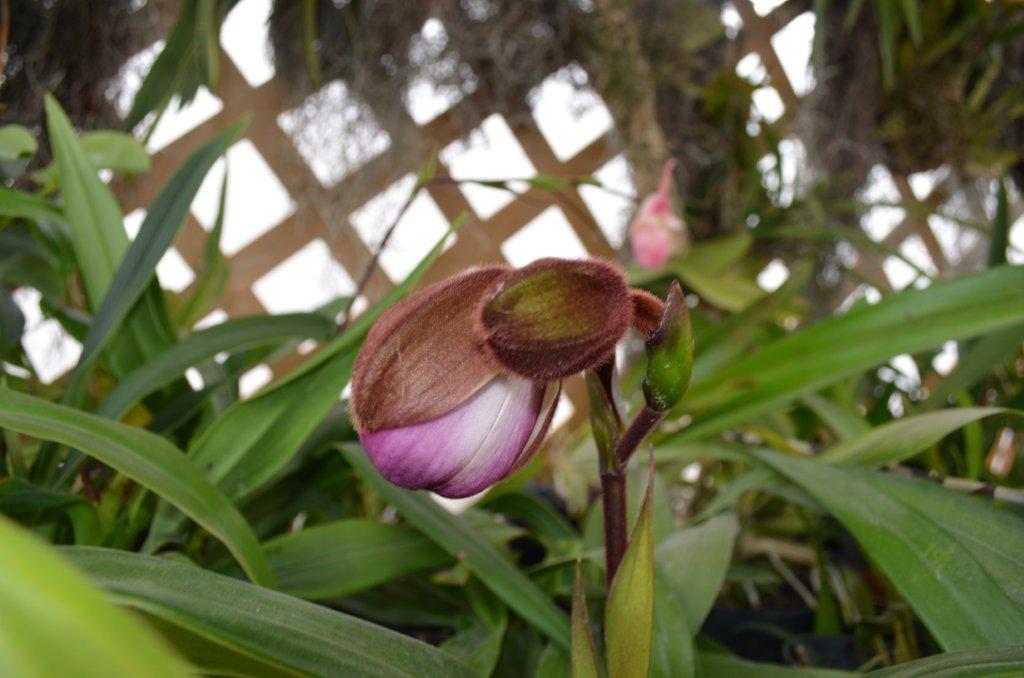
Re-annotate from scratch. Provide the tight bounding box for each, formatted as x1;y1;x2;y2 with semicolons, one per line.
108;0;1020;426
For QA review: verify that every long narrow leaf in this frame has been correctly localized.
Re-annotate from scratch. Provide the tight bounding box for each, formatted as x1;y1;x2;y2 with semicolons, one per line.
99;312;336;420
754;450;1024;650
63;547;475;677
0;388;273;586
340;443;571;649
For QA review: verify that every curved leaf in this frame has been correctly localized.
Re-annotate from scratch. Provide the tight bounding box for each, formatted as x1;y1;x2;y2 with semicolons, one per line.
63;547;475;678
872;645;1024;677
99;312;336;420
0;518;188;677
0;388;273;586
819;407;1019;465
755;450;1024;651
263;520;450;600
673;266;1024;443
340;444;571;650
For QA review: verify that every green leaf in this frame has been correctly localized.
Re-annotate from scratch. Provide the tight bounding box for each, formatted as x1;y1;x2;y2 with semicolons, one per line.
44;94;130;308
818;407;1019;466
64;119;245;404
655;512;739;632
340;444;571;650
0;518;189;677
195;0;221;90
174;165;228;327
697;651;852;677
754;449;1024;651
147;220;461;545
0;287;25;351
33;131;151;188
571;560;600;678
900;0;922;46
263;519;451;599
677;262;764;312
605;478;654;678
62;547;476;677
0;186;66;225
802;393;870;440
923;325;1023;408
0;124;37;179
0;477;101;545
0;388;273;586
98;312;336;420
872;645;1024;677
124;1;198;132
672;266;1024;443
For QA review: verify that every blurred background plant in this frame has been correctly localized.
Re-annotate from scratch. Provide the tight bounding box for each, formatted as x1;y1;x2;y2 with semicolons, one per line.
2;0;1024;676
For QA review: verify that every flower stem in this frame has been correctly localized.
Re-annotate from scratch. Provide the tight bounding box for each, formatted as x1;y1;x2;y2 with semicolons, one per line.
600;466;628;583
614;404;666;467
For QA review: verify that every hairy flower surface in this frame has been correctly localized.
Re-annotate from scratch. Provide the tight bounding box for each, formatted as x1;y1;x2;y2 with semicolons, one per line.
629;159;685;269
351;258;658;497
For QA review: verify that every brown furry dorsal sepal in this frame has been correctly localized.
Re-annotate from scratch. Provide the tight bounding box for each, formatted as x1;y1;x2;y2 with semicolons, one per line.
630;288;665;340
477;258;634;380
350;266;512;432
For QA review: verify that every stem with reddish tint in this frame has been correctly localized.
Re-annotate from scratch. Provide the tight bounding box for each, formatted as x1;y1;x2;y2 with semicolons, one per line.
614;404;666;467
600;465;628;582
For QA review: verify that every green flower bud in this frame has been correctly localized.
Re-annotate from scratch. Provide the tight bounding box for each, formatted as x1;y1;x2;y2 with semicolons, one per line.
642;281;693;411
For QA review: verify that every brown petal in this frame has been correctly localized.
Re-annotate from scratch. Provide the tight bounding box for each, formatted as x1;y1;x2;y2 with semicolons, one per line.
351;266;512;432
478;258;633;379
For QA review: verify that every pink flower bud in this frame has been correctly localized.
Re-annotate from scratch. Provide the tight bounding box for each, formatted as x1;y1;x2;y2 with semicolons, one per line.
629;159;684;269
350;258;655;497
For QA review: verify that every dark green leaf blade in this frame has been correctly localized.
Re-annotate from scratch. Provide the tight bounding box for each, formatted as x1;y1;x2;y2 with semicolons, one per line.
63;547;476;678
0;388;273;586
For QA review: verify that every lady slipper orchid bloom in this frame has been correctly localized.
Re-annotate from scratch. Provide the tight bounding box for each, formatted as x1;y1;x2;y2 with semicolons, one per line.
351;258;663;498
629;159;685;269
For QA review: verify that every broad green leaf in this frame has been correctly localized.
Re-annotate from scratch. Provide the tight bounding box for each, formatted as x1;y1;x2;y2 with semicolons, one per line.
819;407;1018;465
62;547;476;677
440;605;507;677
263;519;450;599
0;388;273;586
0;186;66;225
0;518;188;677
99;312;336;420
697;651;852;677
671;266;1024;443
872;645;1024;677
64;119;245;403
571;561;600;678
605;480;654;678
340;444;571;649
651;573;694;678
655;512;739;632
755;450;1024;651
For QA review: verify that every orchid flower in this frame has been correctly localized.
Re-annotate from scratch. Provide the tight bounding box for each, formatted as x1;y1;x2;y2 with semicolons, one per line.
350;258;664;498
629;159;685;269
